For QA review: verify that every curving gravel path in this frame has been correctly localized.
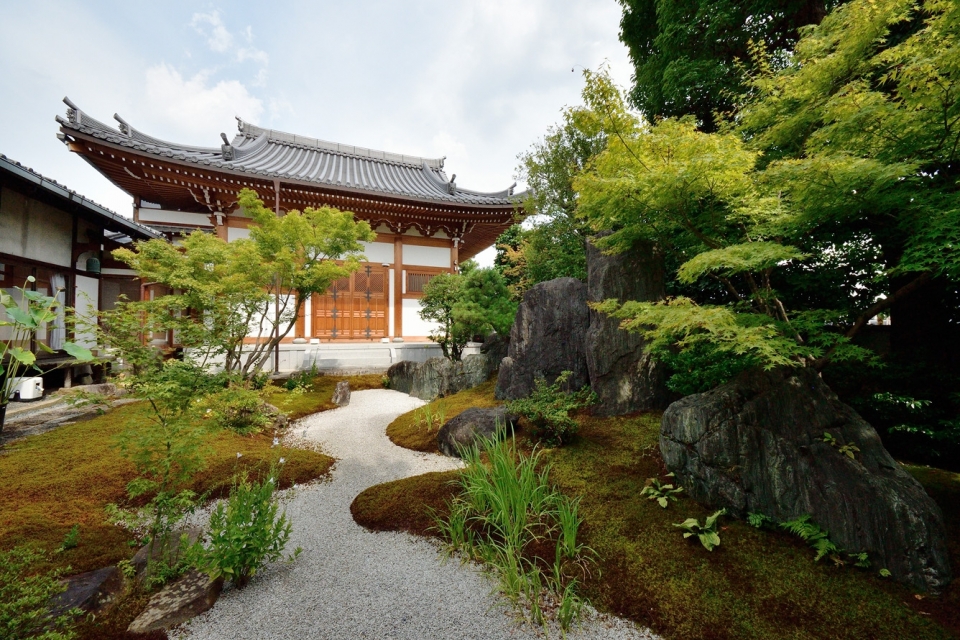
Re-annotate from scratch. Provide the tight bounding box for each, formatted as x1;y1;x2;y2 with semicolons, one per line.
178;389;656;640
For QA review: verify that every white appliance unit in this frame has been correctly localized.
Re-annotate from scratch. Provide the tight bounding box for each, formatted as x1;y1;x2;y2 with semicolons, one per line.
7;377;44;401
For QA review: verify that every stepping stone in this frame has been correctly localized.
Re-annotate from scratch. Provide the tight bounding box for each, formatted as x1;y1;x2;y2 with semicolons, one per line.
127;569;224;633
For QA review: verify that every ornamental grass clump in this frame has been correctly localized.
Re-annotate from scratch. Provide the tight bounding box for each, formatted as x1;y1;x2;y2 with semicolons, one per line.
436;435;593;630
190;464;301;589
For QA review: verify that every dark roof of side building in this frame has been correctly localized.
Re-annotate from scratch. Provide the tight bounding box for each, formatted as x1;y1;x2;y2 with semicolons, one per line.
56;98;524;208
0;153;164;241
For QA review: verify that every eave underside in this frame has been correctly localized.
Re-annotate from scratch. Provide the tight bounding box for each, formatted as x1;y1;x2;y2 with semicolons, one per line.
66;136;519;260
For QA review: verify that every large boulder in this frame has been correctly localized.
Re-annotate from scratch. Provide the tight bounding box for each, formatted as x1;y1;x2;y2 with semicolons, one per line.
585;235;672;415
480;331;509;370
437;407;518;457
496;278;590;400
661;367;952;593
387;354;492;401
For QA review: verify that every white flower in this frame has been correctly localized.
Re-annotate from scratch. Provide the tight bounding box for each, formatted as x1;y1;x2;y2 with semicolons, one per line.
237;452;243;458
272;437;279;447
279;457;286;464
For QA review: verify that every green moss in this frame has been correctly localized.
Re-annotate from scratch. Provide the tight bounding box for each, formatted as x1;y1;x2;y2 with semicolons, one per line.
263;373;384;420
0;401;333;580
363;385;959;640
385;377;500;453
351;470;460;535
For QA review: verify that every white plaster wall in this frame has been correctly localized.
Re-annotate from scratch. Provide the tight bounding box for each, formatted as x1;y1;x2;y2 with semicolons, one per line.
402;297;439;337
0;187;72;267
403;244;450;269
360;241;395;265
74;275;100;348
138;209;212;227
227;226;251;241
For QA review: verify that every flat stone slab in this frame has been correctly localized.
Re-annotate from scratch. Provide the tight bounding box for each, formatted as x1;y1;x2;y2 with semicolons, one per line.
50;566;123;617
127;569;224;633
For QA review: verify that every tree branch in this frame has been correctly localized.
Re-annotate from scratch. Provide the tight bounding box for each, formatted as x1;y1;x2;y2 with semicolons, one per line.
813;270;932;370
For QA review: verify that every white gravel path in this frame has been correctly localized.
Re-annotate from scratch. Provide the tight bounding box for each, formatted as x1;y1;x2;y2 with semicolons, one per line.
178;389;657;640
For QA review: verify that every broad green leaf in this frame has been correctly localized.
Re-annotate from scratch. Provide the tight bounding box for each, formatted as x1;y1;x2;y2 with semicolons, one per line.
63;342;95;362
657;497;668;508
700;531;721;551
705;509;725;529
9;346;36;366
4;306;35;328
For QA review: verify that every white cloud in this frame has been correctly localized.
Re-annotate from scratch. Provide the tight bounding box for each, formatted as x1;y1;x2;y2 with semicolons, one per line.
143;63;264;141
191;10;233;53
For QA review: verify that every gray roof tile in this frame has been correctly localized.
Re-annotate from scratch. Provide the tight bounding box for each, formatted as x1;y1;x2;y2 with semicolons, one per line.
57;99;523;207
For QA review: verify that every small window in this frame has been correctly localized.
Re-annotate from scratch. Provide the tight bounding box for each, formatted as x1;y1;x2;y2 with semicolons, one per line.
407;272;436;294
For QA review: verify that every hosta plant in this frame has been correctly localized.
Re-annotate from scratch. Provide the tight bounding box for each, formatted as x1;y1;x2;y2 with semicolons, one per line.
674;509;726;551
640;474;683;508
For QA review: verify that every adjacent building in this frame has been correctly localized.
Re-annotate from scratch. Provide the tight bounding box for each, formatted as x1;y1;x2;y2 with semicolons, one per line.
0;153;163;381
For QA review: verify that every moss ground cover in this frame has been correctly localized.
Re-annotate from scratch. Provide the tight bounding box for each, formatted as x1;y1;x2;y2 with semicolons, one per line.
263;373;384;420
384;377;499;453
358;384;960;640
0;375;386;639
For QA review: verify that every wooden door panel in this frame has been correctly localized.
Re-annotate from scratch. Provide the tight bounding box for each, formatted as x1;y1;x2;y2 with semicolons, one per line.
312;265;387;340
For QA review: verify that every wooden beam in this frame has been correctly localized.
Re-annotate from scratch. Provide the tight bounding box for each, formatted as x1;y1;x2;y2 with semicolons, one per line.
394;235;403;339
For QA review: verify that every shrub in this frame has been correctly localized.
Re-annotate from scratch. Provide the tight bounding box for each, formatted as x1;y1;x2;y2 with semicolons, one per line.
202;387;271;434
190;466;300;589
0;546;80;640
506;371;596;446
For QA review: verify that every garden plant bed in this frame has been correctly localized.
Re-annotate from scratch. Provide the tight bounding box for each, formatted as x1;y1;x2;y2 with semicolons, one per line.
355;384;960;640
0;374;376;640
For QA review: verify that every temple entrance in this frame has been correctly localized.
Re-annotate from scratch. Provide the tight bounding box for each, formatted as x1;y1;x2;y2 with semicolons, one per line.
312;264;387;340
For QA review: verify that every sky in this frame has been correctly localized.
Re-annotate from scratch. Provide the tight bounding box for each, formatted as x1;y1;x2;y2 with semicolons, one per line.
0;1;632;265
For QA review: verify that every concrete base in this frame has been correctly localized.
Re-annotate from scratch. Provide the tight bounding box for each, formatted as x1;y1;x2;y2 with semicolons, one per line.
195;342;482;374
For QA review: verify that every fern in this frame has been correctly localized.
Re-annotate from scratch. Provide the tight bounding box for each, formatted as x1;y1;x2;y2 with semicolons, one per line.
780;515;841;562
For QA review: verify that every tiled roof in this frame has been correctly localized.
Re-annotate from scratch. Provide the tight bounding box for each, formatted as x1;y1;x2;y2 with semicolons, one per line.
0;153;163;240
57;98;523;207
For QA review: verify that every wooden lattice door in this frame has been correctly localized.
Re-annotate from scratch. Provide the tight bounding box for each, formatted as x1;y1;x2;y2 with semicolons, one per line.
312;264;387;340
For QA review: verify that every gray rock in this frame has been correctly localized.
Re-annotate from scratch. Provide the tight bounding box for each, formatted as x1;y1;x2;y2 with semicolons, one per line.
496;278;590;400
661;367;952;593
585;235;673;415
479;331;509;370
332;381;351;406
387;354;493;401
50;566;123;617
132;526;202;582
263;403;288;430
437;407;517;457
127;569;224;633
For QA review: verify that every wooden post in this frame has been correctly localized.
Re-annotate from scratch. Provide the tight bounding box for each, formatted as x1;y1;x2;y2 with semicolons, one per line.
394;234;403;339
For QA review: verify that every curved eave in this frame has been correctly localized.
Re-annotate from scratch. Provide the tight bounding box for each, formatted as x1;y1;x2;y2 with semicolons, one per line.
59;120;525;211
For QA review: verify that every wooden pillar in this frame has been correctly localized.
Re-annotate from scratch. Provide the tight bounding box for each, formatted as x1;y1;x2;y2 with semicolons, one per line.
394;234;403;339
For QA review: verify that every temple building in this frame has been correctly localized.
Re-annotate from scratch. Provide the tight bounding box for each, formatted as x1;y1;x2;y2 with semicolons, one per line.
56;98;522;369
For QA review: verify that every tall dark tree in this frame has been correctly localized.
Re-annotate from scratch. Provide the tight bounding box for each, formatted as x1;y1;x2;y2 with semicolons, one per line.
618;0;843;131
